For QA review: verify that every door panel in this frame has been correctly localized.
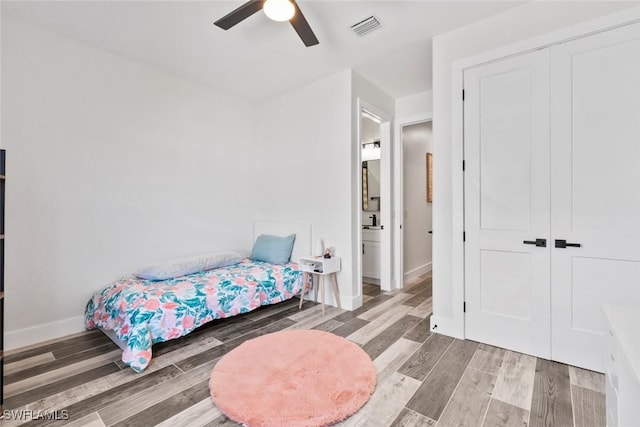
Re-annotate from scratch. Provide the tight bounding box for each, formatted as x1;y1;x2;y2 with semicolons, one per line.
362;240;381;279
480;250;532;320
479;67;532;231
572;37;640;233
464;49;551;359
551;22;640;372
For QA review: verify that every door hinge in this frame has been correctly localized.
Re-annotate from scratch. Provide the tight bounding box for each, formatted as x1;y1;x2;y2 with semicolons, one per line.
463;231;466;242
400;224;402;229
463;302;466;313
462;89;465;101
462;160;466;171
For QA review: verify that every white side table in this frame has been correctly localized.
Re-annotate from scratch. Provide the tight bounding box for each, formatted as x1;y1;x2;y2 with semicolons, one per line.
298;256;341;315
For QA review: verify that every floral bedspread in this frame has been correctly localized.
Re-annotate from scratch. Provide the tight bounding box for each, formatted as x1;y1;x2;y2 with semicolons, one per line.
85;259;303;372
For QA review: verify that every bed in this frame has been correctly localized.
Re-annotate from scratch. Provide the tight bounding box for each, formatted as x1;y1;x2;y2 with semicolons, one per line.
85;221;311;372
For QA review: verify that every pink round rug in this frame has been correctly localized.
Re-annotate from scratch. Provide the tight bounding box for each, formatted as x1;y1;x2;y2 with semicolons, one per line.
209;329;377;427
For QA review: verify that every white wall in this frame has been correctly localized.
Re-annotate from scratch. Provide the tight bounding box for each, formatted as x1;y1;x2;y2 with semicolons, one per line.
431;2;638;337
253;70;353;308
0;10;399;348
396;91;433;119
1;15;398;347
231;69;395;310
2;18;256;348
403;121;432;281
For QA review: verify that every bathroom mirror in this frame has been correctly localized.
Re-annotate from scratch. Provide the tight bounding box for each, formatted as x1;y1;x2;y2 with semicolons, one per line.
362;160;380;211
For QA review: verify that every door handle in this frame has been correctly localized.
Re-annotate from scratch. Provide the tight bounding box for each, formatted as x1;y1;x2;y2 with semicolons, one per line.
555;239;582;248
523;238;547;247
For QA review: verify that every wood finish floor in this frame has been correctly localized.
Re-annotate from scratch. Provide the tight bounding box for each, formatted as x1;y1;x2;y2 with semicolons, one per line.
2;275;605;427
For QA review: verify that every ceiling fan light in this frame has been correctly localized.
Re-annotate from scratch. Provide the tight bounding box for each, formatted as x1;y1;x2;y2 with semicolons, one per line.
264;0;295;22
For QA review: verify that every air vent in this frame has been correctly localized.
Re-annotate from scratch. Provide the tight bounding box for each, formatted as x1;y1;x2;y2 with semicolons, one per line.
351;16;381;36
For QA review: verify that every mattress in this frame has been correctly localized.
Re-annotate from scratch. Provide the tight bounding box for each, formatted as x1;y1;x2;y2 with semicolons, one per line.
85;259;303;372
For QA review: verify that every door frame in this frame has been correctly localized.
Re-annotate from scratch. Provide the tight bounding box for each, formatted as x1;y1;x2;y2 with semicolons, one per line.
440;8;640;339
393;114;433;290
356;99;393;295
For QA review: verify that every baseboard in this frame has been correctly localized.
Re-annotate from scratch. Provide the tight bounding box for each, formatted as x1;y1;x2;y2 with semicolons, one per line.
5;315;86;351
403;262;432;284
310;292;360;311
340;293;362;311
430;315;464;340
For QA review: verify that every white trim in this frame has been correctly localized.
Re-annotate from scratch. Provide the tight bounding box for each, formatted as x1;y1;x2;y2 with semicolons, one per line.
396;113;433;128
430;315;464;340
448;68;466;339
341;292;362;311
393;113;433;290
403;262;432;284
445;6;640;340
354;98;364;309
452;6;640;72
362;110;382;123
5;315;85;351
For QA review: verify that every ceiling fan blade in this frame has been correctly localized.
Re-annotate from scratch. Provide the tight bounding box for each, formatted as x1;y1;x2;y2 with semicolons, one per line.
214;0;265;30
290;2;319;47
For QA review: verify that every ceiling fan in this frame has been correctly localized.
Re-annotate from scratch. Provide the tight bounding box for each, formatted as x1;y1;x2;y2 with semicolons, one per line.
214;0;319;47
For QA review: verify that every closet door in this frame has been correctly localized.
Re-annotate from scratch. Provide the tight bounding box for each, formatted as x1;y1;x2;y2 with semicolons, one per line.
551;22;640;372
464;49;551;359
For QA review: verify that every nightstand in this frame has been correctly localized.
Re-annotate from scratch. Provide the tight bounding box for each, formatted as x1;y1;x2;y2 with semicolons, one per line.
298;256;341;315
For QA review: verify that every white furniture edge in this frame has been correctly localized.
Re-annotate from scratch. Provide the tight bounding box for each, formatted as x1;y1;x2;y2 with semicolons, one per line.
603;305;640;381
298;256;342;315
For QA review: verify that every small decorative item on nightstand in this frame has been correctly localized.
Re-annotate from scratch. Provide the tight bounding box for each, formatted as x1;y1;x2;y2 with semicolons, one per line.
323;247;334;259
298;255;341;315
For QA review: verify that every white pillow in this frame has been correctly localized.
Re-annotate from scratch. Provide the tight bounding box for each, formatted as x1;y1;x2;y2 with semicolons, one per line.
135;251;244;280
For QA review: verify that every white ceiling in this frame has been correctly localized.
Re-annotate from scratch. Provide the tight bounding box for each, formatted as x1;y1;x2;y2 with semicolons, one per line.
2;1;526;102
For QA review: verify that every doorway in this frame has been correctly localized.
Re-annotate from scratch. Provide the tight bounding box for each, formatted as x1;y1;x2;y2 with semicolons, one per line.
361;113;382;291
357;101;392;300
402;121;433;283
393;115;433;289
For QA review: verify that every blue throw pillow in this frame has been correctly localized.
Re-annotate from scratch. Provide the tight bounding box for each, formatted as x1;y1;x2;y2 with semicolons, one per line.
250;234;296;265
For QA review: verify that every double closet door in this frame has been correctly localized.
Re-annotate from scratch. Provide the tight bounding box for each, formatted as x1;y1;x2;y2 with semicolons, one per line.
464;21;640;372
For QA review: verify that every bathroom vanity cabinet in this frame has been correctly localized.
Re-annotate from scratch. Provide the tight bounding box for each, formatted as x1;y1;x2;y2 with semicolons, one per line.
362;228;381;280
